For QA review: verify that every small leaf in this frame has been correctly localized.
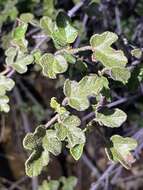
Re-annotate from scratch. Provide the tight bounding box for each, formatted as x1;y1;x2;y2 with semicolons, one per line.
25;149;49;177
40;16;54;36
52;12;78;46
0;95;10;113
60;176;77;190
90;31;127;68
12;23;28;51
66;126;85;148
55;123;68;141
105;135;137;169
23;126;46;150
42;129;62;156
131;48;142;59
64;75;108;111
95;108;127;128
111;67;131;84
0;75;15;96
39;53;68;79
70;143;84;160
39;180;59;190
20;13;34;23
6;48;34;74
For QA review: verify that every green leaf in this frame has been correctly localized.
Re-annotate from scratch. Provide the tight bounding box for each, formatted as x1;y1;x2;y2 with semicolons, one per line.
42;129;62;156
52;12;78;46
111;67;131;84
0;95;10;113
38;180;59;190
55;123;68;141
70;143;84;160
60;176;77;190
23;126;46;150
0;75;15;96
105;135;137;169
131;48;142;59
50;97;67;115
95;108;127;128
25;149;49;177
66;125;85;148
20;13;34;23
39;53;68;79
40;16;54;36
6;47;34;74
23;126;51;177
12;23;28;51
64;75;108;111
62;115;81;128
90;31;127;68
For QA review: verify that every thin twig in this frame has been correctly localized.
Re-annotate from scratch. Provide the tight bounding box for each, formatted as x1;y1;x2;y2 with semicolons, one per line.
68;0;85;17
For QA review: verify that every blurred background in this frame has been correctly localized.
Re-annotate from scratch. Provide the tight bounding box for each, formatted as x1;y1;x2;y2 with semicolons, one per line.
0;0;143;189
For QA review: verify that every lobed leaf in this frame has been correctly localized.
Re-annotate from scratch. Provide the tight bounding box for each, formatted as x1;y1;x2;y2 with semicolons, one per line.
105;135;137;169
95;108;127;128
39;53;68;79
64;75;109;111
90;31;127;68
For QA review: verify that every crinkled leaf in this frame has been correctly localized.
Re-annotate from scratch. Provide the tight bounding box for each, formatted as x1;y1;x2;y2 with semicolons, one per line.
111;67;131;84
12;23;28;51
52;12;78;46
38;180;59;190
62;115;81;128
90;31;127;68
20;13;34;23
0;75;15;96
66;126;85;148
0;95;10;113
131;48;142;59
42;129;62;156
70;143;84;160
55;123;68;141
105;135;137;169
25;149;49;177
39;53;68;79
6;47;34;74
64;75;108;111
60;176;77;190
50;97;67;115
95;108;127;128
40;16;54;36
23;126;46;150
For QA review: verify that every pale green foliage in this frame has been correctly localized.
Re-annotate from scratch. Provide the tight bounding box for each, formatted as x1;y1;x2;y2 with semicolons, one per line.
20;13;34;24
12;23;28;51
38;176;77;190
64;75;109;111
50;97;67;114
90;31;127;68
43;129;62;156
70;143;84;161
23;126;62;177
0;75;15;112
90;31;129;84
55;115;85;148
105;135;137;169
95;108;127;128
131;48;142;59
52;12;78;46
40;12;78;47
39;53;68;79
39;180;59;190
40;16;54;36
5;47;34;74
111;67;130;84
